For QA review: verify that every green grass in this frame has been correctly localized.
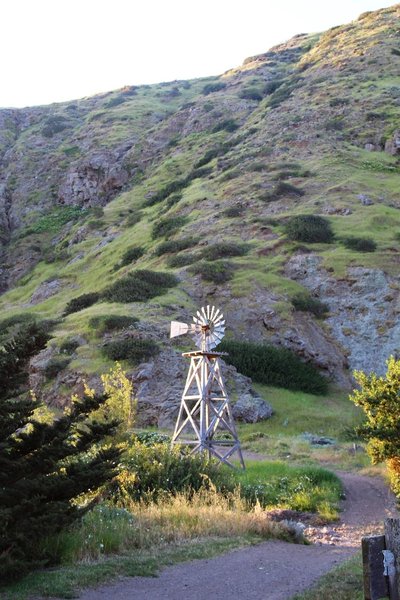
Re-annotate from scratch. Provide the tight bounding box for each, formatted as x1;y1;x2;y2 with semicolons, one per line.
234;460;342;519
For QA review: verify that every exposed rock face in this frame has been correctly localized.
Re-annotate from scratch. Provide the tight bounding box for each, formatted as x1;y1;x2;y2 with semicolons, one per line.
285;254;400;375
59;153;129;207
132;347;271;427
385;130;400;155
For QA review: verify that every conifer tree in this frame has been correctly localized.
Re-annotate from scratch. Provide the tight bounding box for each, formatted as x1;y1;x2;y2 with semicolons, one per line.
0;323;121;582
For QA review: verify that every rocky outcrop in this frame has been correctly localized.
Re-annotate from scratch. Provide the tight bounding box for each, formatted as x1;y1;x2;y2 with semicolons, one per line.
59;152;129;207
285;254;400;375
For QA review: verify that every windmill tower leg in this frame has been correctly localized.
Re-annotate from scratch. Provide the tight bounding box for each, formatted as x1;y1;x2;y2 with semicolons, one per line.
171;351;245;469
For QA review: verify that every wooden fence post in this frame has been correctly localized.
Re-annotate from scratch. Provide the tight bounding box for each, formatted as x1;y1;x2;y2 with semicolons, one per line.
362;535;389;599
385;518;400;600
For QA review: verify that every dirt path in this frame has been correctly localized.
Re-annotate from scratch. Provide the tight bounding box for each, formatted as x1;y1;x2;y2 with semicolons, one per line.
73;471;398;600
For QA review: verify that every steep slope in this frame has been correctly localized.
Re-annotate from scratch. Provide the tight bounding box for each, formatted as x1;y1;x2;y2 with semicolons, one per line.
0;4;399;420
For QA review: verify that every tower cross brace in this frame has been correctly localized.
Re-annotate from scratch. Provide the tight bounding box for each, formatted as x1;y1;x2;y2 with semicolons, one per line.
171;349;245;469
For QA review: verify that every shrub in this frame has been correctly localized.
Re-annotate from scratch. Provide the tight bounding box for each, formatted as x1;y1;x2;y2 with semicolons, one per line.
151;216;188;239
239;87;263;101
194;148;220;168
155;236;197;256
325;117;344;131
89;315;139;333
103;338;159;364
191;260;234;283
342;237;377;252
219;340;328;394
262;181;305;202
329;97;350;107
0;313;36;339
109;441;234;503
285;215;334;243
391;48;400;56
102;270;177;303
202;82;227;95
167;253;198;268
145;180;188;206
263;79;284;95
41;115;69;137
117;246;145;268
212;119;239;133
63;292;100;316
59;338;81;354
201;242;249;260
44;357;71;379
291;293;329;317
125;212;143;227
223;206;244;218
350;357;400;496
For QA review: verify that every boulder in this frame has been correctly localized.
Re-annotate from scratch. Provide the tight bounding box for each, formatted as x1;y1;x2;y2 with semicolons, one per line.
232;394;273;423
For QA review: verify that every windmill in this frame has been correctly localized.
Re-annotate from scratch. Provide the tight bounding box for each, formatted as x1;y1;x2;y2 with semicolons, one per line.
170;306;245;469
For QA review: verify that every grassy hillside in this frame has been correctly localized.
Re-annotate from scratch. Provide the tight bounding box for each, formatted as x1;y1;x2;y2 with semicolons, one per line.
0;3;399;411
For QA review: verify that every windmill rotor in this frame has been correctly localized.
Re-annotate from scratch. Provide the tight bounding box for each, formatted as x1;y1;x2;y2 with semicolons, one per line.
170;305;225;352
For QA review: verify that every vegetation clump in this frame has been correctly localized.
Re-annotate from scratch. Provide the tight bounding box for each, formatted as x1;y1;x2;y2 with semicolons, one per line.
167;253;198;268
190;260;234;283
116;246;145;268
63;292;100;316
103;338;159;364
151;216;188;239
263;181;305;202
103;270;177;303
291;293;329;317
202;82;227;95
219;340;328;394
342;237;377;252
201;242;249;260
155;236;197;256
285;215;334;243
89;314;139;333
212;119;239;133
44;357;71;379
350;357;400;496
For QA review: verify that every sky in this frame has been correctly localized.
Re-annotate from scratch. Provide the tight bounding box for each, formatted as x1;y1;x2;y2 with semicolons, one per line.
0;0;396;108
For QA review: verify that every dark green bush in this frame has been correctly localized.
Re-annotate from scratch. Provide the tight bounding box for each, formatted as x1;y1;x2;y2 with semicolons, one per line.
103;270;177;303
342;237;377;252
262;181;305;202
325;117;344;131
167;253;198;268
117;246;145;268
44;357;71;379
59;339;81;354
219;340;328;394
212;119;239;133
89;315;139;333
0;314;36;338
63;292;100;316
191;260;234;283
103;338;159;364
110;442;234;503
239;87;263;101
41;116;69;138
145;180;188;206
285;215;334;243
223;205;244;217
391;48;400;56
194;148;220;168
263;79;284;95
201;242;249;260
202;82;227;95
151;216;188;239
329;97;350;107
125;212;143;227
291;293;329;317
155;236;197;256
134;431;171;446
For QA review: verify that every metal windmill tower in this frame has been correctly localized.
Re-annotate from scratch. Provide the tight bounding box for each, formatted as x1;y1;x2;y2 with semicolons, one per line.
170;306;245;469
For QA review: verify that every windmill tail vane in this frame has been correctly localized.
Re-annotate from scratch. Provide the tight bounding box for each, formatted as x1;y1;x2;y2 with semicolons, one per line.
169;305;244;469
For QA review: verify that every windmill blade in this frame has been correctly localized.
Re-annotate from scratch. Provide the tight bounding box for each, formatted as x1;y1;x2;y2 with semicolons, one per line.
170;321;189;338
210;306;216;320
206;305;211;319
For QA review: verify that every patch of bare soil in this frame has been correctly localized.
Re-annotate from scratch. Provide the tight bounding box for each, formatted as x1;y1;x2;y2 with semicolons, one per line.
71;471;398;600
